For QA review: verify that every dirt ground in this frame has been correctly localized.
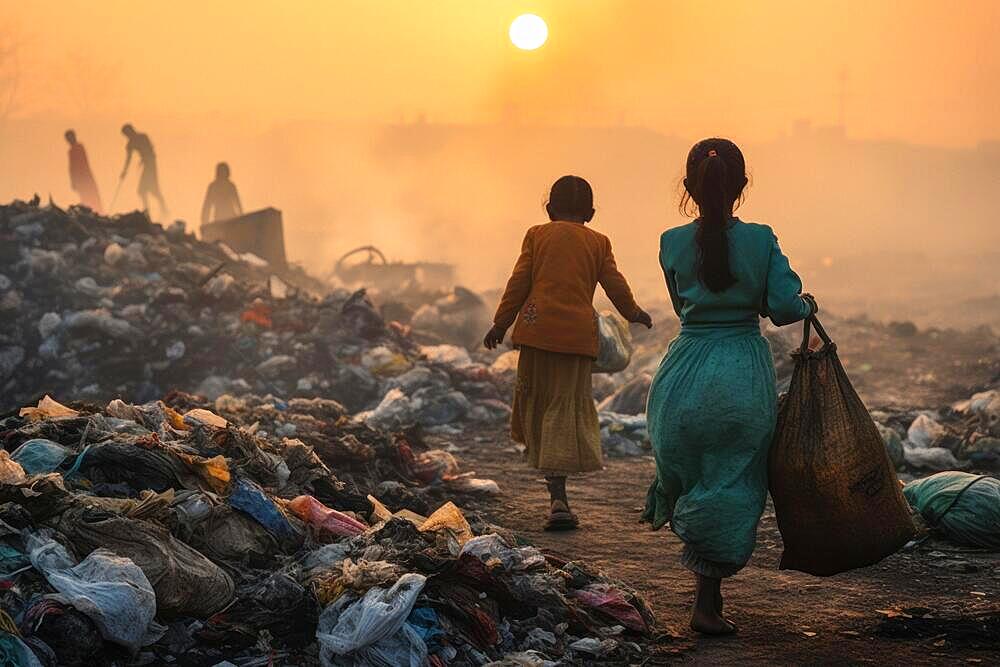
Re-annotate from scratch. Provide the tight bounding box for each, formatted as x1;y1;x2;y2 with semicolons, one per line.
453;323;1000;665
459;429;999;665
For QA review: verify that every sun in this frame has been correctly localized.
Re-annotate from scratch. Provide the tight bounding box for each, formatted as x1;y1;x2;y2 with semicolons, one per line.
509;14;548;50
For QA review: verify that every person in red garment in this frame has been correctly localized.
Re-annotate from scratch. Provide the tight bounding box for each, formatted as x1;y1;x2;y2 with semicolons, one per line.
64;130;103;212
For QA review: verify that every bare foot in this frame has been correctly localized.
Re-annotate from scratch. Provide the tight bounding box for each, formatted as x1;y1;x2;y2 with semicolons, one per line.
714;588;738;631
690;607;737;635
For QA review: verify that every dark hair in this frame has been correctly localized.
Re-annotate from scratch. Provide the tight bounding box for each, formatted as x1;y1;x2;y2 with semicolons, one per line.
546;175;594;223
680;138;747;292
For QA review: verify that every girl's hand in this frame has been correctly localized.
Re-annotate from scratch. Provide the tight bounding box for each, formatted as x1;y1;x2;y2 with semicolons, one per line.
483;325;507;350
802;293;819;315
631;309;653;329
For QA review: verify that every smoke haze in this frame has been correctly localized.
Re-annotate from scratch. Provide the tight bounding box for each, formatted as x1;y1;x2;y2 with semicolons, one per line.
1;1;998;327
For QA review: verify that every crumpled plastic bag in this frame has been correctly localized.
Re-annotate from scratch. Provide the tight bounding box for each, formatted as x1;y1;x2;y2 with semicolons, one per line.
362;346;412;377
288;495;367;539
484;651;556;667
460;534;546;572
409;450;460;484
0;451;27;485
569;583;649;633
903;443;962;471
361;388;471;430
593;312;632;374
19;395;79;422
907;413;947;448
53;507;234;617
418;501;473;546
182;408;228;429
489;351;519;376
314;558;402;606
953;389;1000;435
10;439;72;475
420;345;473;369
228;477;300;543
316;572;427;667
173;452;231;494
876;423;905;468
25;532;162;652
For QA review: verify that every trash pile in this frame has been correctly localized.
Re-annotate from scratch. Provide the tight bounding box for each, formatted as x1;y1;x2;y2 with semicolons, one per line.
870;386;1000;473
0;395;654;665
0;200;510;431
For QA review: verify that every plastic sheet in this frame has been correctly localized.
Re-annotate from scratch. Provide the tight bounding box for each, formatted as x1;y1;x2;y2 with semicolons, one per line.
316;572;428;667
26;532;161;652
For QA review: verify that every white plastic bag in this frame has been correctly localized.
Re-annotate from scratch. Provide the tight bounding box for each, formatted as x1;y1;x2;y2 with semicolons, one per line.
26;533;162;652
460;534;546;571
906;413;946;448
593;312;632;374
316;572;427;667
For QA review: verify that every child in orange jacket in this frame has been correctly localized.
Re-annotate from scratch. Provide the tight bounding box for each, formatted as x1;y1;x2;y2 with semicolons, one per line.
485;175;652;530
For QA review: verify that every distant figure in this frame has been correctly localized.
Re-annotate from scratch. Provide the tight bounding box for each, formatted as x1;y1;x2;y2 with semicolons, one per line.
64;130;102;212
120;123;168;218
200;162;243;225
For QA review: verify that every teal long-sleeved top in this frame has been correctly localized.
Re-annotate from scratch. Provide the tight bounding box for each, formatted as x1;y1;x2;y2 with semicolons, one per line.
660;217;811;329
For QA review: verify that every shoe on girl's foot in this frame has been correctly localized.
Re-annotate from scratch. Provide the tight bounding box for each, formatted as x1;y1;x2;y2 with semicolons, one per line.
543;500;579;531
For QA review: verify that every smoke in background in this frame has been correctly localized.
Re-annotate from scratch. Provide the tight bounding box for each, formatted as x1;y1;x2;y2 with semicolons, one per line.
1;1;998;327
3;114;998;329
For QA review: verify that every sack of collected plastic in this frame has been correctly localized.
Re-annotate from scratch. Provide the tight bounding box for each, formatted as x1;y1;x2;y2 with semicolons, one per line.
316;572;428;667
902;472;1000;549
592;311;632;374
769;316;915;575
25;532;162;652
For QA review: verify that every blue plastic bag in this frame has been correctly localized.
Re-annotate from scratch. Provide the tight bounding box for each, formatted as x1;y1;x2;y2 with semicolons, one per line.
228;477;299;543
10;439;71;475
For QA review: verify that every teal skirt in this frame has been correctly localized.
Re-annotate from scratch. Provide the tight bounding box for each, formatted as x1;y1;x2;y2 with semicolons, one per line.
643;325;777;577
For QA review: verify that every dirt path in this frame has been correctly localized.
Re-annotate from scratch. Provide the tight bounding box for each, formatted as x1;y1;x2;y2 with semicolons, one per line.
458;427;1000;665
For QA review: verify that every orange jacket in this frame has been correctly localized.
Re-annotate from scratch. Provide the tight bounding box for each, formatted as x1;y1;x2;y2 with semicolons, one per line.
493;221;641;358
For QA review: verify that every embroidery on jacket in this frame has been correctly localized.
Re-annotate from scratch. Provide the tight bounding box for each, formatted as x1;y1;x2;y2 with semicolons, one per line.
523;302;538;324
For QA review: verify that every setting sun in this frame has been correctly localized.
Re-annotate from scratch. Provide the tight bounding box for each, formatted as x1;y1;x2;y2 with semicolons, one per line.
509;13;548;50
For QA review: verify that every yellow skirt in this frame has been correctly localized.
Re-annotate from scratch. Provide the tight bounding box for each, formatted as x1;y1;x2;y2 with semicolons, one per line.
511;346;603;475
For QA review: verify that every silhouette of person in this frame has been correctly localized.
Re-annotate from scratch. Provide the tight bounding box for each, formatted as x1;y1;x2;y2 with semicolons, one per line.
120;123;168;218
65;130;103;212
200;162;243;225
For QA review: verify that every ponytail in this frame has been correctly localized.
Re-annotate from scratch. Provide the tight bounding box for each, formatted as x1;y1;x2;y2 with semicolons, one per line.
681;139;746;293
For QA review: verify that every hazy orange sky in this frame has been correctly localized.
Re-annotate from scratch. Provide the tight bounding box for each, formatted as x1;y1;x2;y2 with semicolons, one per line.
3;0;998;146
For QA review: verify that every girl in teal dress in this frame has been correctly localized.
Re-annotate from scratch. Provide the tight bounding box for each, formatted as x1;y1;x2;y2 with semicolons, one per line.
643;138;817;635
